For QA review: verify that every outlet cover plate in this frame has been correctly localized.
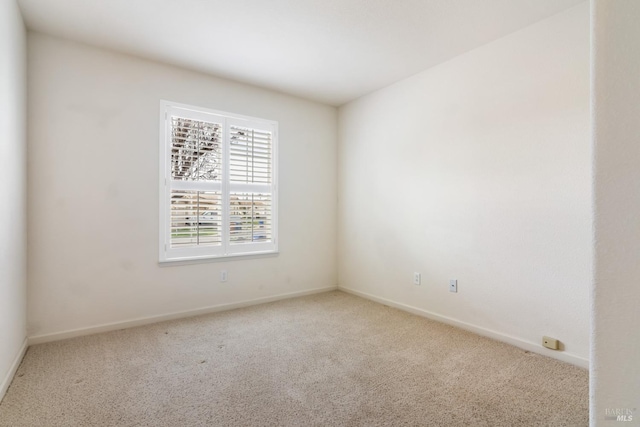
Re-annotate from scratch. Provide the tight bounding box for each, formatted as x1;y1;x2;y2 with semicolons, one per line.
449;279;457;293
413;272;421;285
542;336;559;350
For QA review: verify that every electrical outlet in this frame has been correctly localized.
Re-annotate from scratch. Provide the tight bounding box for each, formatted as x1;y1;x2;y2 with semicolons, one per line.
220;270;228;282
542;336;559;350
413;272;421;285
449;279;457;293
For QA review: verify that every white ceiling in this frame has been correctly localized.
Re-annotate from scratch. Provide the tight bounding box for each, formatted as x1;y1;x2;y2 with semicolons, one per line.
17;0;584;106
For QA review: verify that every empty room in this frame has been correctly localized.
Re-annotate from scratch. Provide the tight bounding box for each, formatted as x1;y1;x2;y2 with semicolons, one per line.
1;0;638;425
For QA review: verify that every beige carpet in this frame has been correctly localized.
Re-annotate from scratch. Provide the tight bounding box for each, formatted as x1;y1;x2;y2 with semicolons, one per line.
0;291;588;426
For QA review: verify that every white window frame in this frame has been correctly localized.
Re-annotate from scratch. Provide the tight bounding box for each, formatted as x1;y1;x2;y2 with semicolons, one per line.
159;100;278;263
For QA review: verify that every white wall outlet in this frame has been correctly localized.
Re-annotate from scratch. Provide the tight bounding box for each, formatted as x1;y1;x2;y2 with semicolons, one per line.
449;279;457;293
220;270;228;282
413;272;421;285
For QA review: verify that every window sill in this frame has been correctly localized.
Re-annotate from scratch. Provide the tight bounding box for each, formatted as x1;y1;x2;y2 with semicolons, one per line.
159;250;279;267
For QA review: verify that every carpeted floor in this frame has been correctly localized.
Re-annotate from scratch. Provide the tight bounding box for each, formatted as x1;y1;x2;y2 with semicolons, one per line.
0;291;588;426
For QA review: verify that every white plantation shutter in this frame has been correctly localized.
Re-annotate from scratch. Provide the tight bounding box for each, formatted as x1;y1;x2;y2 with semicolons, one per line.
160;102;277;262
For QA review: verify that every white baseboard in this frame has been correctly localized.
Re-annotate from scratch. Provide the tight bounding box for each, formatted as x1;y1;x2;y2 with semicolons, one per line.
29;286;338;345
0;338;28;403
339;287;589;369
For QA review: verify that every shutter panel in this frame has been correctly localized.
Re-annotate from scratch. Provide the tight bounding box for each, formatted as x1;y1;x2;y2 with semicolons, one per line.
229;125;272;184
170;190;222;247
229;193;272;244
171;117;222;182
169;114;223;250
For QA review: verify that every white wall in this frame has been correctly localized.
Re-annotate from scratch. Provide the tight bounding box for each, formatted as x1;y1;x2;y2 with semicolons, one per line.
0;0;28;398
591;0;640;423
27;33;337;339
338;3;590;365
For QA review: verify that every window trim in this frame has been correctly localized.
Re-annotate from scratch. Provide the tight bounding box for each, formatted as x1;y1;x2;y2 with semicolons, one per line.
159;100;278;263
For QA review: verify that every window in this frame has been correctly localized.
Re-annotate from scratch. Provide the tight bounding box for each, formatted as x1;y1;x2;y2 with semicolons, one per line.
159;101;278;262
